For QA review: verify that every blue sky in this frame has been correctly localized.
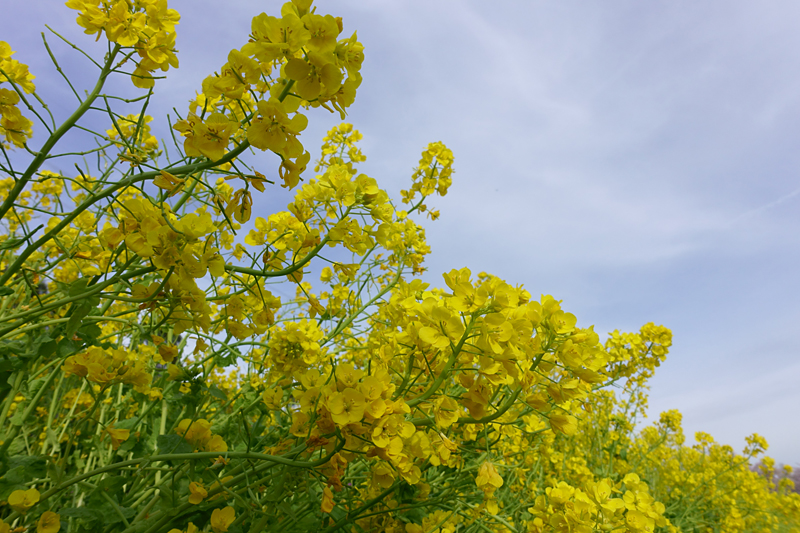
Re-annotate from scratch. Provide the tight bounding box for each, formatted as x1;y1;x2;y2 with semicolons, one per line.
4;0;799;464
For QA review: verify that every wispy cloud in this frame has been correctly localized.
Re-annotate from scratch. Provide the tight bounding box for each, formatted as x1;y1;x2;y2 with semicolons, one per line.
730;185;800;224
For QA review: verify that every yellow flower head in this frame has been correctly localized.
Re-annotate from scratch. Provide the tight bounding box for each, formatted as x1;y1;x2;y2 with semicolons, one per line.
210;506;235;533
188;481;207;504
327;387;366;426
548;413;578;436
475;462;503;495
105;424;131;450
8;487;40;512
321;486;334;513
37;511;60;533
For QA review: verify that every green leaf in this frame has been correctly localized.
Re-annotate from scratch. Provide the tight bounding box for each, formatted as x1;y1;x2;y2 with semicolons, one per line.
330;504;348;522
5;436;24;455
6;455;47;479
157;434;192;455
39;339;58;359
9;403;27;426
68;277;91;297
77;323;102;343
0;340;26;358
213;351;236;366
157;485;183;511
116;435;140;455
57;338;80;358
60;506;104;525
29;331;55;355
0;286;14;296
66;301;93;337
0;455;46;501
94;475;128;502
27;376;47;396
211;413;232;436
207;385;228;401
0;479;25;501
100;503;136;525
47;456;65;485
115;417;141;430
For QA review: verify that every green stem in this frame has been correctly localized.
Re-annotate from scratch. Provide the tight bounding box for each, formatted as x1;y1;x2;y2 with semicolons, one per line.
321;258;404;346
0;372;24;434
0;266;155;338
319;483;400;533
0;360;61;455
224;225;337;279
0;45;121;224
32;442;344;517
129;438;343;533
0;142;246;287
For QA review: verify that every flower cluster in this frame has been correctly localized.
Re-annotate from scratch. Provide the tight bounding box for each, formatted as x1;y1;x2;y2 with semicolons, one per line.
62;346;152;393
401;141;455;220
174;418;228;453
172;0;365;192
0;41;35;147
106;113;161;165
526;475;669;533
66;0;180;88
0;2;797;533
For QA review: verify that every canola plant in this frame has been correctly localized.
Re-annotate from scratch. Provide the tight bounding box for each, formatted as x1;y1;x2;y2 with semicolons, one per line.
0;1;798;532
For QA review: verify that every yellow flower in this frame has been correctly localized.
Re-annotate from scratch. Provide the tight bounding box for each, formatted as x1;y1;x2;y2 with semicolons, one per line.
168;524;198;533
210;506;235;533
225;189;252;224
335;363;364;388
158;344;179;363
302;13;340;53
153;170;185;197
433;396;460;429
173;112;237;162
173;211;215;241
321;486;334;513
371;462;395;489
37;511;60;533
245;98;307;155
8;487;40;512
626;510;655;532
105;424;131;450
262;386;283;409
284;52;342;101
188;481;207;504
418;325;451;350
204;434;228;453
167;364;183;381
176;418;212;447
245;12;310;60
548;413;577;436
475;462;503;495
147;388;163;401
327;388;366;426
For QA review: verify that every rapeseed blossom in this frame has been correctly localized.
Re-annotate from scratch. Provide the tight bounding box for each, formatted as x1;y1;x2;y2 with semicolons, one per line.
0;1;796;532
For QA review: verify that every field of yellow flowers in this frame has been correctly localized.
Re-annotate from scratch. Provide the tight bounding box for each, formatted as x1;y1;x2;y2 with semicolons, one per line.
0;1;798;532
